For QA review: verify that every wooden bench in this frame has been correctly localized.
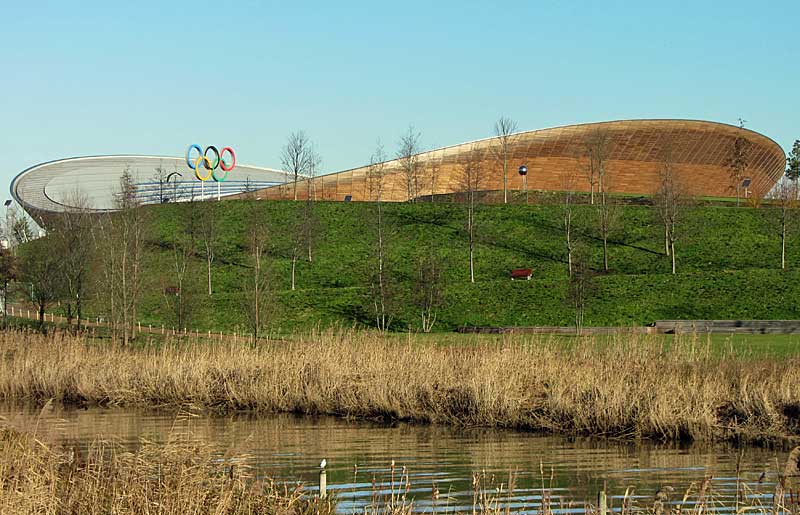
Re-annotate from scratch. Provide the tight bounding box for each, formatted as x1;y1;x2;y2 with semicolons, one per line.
510;268;533;281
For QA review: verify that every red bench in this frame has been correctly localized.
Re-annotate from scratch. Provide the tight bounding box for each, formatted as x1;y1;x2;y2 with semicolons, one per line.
510;268;533;281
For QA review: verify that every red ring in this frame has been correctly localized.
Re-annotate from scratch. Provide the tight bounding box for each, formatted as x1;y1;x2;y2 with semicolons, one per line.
220;147;236;171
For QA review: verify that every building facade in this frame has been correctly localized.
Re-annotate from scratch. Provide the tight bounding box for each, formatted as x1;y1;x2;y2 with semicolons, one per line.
245;119;786;202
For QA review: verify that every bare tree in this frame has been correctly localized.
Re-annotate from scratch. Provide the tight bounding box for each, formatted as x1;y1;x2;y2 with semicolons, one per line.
289;216;302;292
413;249;445;333
457;146;485;283
493;116;518;204
366;143;386;202
774;180;796;269
285;151;321;291
595;196;620;273
98;167;146;345
585;129;617;272
242;176;256;200
584;128;612;205
152;163;169;204
8;207;34;246
560;169;580;277
281;130;316;201
18;237;60;329
198;201;217;295
164;200;197;330
367;144;393;331
728;119;750;207
654;144;690;274
567;245;594;335
397;126;423;202
300;146;322;262
0;248;16;328
243;216;272;340
51;190;94;326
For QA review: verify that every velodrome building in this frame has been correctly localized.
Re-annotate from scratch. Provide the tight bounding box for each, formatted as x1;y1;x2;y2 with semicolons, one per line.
11;155;290;224
11;120;787;224
246;119;786;202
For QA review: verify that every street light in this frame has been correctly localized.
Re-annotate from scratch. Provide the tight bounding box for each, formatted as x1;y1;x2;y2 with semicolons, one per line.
518;165;528;203
3;200;10;246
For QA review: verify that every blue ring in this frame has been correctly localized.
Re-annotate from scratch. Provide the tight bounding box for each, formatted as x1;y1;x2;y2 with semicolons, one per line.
186;144;202;170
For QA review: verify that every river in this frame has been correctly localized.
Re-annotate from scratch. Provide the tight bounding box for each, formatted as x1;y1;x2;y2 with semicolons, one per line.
0;405;788;513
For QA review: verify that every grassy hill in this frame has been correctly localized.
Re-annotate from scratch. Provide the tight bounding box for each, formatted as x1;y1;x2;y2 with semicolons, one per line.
97;199;800;333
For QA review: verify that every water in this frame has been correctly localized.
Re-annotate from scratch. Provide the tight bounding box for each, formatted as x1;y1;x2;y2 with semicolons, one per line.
0;406;789;513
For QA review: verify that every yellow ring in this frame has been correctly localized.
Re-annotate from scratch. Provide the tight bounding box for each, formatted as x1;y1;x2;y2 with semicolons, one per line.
194;156;213;181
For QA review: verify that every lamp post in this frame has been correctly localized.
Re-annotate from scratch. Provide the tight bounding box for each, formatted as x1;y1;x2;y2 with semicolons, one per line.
518;165;528;203
3;200;11;246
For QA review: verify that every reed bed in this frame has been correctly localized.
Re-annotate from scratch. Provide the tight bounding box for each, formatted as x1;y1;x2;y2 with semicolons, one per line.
0;329;799;444
0;422;335;515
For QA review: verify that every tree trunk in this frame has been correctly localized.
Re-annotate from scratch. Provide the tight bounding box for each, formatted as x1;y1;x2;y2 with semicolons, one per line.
502;150;507;203
2;281;7;328
376;201;387;331
131;303;137;341
671;241;676;274
603;237;609;272
665;225;670;256
468;204;475;283
567;249;573;277
205;239;213;295
291;254;297;291
781;221;786;270
207;255;213;295
469;241;475;284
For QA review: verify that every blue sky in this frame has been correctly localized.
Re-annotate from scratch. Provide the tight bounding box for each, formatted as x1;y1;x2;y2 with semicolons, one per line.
1;0;797;191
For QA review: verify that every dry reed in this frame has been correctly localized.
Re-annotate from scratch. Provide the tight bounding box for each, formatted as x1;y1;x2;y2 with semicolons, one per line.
0;329;799;444
2;412;800;515
0;422;335;514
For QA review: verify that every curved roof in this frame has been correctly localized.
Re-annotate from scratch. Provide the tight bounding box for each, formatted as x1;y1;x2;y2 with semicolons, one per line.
11;155;290;218
249;119;786;202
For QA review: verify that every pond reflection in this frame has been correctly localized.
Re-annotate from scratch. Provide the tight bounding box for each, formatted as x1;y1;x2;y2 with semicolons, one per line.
0;406;788;513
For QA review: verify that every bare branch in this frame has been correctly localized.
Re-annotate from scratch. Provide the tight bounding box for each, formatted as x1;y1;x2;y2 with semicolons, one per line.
397;126;423;202
493;116;518;204
280;130;316;201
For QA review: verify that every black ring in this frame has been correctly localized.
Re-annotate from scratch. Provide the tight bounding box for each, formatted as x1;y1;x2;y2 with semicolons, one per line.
204;145;220;170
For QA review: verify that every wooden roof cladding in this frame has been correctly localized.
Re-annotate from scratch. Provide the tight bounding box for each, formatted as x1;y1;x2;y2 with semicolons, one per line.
246;119;786;202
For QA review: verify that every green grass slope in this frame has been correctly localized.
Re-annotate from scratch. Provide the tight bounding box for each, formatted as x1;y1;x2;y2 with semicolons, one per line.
121;199;800;332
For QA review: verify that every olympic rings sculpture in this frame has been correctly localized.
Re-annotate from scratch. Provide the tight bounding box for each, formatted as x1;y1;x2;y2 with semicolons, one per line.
185;144;236;182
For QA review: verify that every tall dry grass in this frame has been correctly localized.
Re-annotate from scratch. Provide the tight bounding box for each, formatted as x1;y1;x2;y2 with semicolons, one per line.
0;329;799;443
0;421;335;514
